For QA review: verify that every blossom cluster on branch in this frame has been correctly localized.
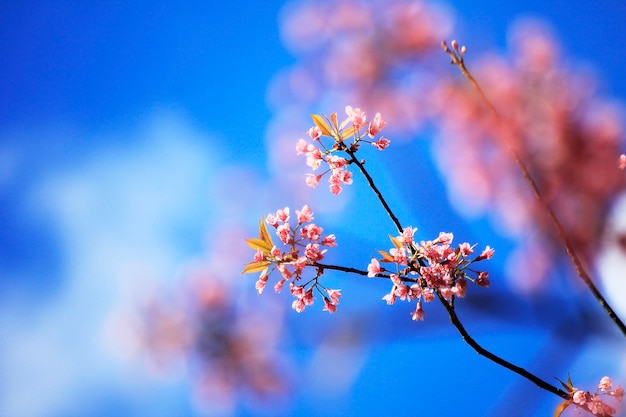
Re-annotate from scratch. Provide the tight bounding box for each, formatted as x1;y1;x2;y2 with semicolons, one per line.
296;106;390;194
244;103;623;417
369;230;494;320
555;375;624;417
245;205;341;313
273;0;626;295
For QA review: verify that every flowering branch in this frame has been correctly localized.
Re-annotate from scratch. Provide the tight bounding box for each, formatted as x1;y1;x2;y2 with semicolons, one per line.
244;106;622;416
442;40;626;338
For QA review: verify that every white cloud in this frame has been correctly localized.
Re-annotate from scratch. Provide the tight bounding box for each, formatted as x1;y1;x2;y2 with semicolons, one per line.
0;110;226;417
599;192;626;322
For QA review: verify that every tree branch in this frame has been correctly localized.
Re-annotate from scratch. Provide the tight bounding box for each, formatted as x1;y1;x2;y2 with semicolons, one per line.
442;41;626;337
436;291;570;399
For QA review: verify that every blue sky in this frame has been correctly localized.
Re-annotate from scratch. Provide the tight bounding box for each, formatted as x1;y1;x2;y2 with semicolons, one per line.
1;1;625;417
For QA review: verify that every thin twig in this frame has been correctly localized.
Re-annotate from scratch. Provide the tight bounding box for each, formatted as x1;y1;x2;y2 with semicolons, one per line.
442;41;626;337
344;147;404;235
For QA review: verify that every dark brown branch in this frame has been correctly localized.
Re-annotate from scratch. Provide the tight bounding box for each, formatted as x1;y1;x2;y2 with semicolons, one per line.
437;292;570;399
312;260;570;399
344;148;404;235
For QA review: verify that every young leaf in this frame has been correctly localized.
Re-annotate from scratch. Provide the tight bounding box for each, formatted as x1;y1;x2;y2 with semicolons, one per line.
339;116;351;130
330;112;338;130
377;250;395;263
554;375;572;392
242;261;270;275
341;125;357;141
259;217;274;248
389;234;404;249
553;400;572;417
311;114;333;137
245;238;272;253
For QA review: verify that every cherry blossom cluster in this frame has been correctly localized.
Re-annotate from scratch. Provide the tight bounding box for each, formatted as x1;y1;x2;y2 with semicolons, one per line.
367;229;494;321
434;21;626;290
296;106;390;194
128;268;287;409
277;0;626;293
274;0;452;132
556;375;624;417
244;205;341;313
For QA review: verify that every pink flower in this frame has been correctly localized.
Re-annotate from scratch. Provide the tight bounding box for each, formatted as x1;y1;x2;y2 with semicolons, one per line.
306;148;323;170
321;234;337;247
338;168;353;184
611;385;624;400
277;263;293;279
308;126;322;140
599;376;614;391
256;275;268;294
291;256;308;272
305;174;322;188
328;168;352;194
303;289;314;306
326;288;342;305
409;284;422;299
390;246;408;265
434;232;453;245
274;279;286;293
323;297;337;313
296;204;314;223
382;291;396;305
458;242;474;257
367;258;381;277
290;283;305;298
254;248;265;262
276;207;290;222
573;390;587;405
276;223;291;244
588;397;607;415
266;213;278;227
452;277;468;298
620;154;626;170
394;282;410;300
327;155;347;170
296;138;314;154
439;286;453;300
367;112;387;137
398;226;415;244
477;246;495;260
476;271;490;288
371;137;391;150
302;224;323;241
329;182;343;195
345;105;367;129
422;287;435;302
411;301;426;321
292;298;306;313
304;243;325;261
